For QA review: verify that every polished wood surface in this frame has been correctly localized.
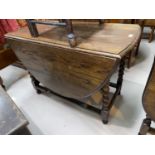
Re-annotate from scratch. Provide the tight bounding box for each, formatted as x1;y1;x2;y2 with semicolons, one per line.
7;38;118;99
0;86;28;135
105;19;143;68
6;23;141;58
6;22;140;123
5;23;141;99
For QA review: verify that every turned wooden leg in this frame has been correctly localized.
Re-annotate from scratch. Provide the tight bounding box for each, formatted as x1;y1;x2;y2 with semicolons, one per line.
117;59;125;95
135;20;144;56
101;83;110;124
26;19;39;37
29;74;42;94
135;42;139;57
127;50;133;68
138;116;151;135
0;76;6;89
149;27;155;43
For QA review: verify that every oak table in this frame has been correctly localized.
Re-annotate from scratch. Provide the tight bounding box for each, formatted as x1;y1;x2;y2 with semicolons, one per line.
6;22;141;124
0;86;30;135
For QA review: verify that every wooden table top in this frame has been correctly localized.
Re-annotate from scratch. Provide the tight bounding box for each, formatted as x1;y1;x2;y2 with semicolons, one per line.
6;22;141;59
0;86;28;135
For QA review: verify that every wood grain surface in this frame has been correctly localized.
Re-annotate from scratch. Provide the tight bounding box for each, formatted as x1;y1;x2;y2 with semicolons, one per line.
7;39;118;99
6;22;141;58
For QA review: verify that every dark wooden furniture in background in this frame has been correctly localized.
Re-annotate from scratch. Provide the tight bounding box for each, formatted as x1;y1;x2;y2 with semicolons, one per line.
0;86;30;135
0;43;26;89
0;46;18;89
140;20;155;43
6;22;141;124
0;47;18;69
139;58;155;135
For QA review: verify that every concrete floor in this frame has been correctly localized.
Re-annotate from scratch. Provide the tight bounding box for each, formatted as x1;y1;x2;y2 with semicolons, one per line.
1;32;155;134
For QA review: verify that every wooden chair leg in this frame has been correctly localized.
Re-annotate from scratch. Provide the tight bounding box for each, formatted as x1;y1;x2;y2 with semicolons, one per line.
65;19;77;47
138;116;151;135
149;27;155;43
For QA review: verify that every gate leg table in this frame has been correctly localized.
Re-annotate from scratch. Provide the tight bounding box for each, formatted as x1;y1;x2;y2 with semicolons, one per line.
5;21;141;124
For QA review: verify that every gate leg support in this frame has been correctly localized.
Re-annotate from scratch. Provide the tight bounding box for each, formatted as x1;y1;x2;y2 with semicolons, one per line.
101;83;110;124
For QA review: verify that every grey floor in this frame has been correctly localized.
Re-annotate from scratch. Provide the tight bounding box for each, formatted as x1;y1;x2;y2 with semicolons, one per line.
1;30;155;135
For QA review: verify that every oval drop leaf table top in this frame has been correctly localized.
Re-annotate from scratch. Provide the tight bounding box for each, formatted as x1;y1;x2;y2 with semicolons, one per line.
5;22;141;59
5;22;141;100
6;38;119;99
